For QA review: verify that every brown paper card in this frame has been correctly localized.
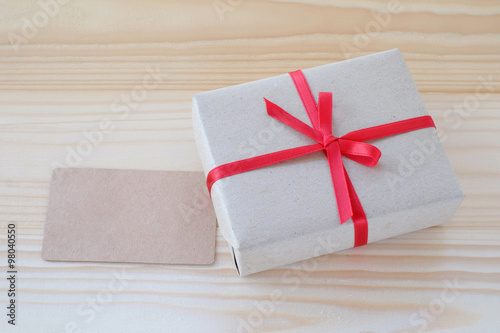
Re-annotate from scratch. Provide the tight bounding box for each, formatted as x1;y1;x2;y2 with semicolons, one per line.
42;168;216;265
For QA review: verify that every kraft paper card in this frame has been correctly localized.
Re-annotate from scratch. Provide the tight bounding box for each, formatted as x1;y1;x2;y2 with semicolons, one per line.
42;168;217;265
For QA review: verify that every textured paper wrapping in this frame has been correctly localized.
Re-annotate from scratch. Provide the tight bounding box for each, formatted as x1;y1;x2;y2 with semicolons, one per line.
193;49;464;276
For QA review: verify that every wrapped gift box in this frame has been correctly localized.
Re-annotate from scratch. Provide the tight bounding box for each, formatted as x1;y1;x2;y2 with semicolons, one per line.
192;49;464;276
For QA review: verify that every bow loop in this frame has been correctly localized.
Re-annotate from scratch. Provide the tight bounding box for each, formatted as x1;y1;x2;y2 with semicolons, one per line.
318;92;333;135
338;139;381;167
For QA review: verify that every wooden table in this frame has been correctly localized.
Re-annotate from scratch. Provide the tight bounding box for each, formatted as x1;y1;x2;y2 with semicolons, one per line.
1;1;499;332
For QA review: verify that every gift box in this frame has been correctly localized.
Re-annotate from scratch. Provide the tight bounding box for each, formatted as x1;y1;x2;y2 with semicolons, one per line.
192;49;464;276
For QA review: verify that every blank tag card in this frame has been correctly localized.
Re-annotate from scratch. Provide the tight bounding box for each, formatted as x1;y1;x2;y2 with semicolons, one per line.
42;168;217;265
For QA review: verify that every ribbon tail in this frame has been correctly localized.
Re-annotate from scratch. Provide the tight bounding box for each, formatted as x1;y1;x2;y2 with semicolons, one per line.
265;98;323;143
325;142;353;224
344;167;368;247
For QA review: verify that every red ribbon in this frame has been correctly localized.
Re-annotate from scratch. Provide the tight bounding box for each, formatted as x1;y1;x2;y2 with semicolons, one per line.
206;70;435;247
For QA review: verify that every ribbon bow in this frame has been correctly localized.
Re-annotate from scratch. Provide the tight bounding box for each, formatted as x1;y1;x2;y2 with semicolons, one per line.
206;70;435;247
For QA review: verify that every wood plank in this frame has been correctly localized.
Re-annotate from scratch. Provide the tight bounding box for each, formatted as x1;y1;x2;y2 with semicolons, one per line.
0;0;499;332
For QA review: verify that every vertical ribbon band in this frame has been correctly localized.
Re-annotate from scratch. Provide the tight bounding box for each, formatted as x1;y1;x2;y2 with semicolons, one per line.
206;70;435;247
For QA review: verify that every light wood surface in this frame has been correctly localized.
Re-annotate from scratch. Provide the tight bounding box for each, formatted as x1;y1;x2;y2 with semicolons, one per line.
1;1;499;332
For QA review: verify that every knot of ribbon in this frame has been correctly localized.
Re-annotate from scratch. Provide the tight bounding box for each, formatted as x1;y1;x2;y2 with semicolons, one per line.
322;134;338;148
206;70;435;247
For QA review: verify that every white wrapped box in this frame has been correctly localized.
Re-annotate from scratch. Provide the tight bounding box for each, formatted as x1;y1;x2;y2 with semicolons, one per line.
193;49;463;276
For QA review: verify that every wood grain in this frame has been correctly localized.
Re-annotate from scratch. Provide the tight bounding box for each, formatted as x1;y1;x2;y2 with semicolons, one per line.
0;0;499;332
